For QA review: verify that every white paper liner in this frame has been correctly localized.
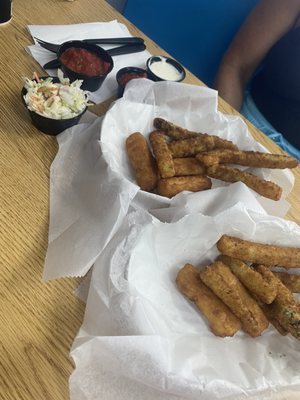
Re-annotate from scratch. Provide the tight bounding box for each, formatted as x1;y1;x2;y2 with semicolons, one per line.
44;117;138;280
101;79;294;206
43;80;295;280
69;205;300;400
26;21;151;103
100;79;294;215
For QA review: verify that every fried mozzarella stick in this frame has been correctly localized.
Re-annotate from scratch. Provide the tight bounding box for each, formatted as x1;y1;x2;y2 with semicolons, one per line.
176;264;241;337
273;272;300;293
199;261;269;337
219;256;278;304
206;164;282;201
196;149;298;168
149;131;175;178
157;176;212;198
168;135;238;158
153;117;198;140
217;235;300;268
126;132;158;192
173;158;206;176
267;275;300;340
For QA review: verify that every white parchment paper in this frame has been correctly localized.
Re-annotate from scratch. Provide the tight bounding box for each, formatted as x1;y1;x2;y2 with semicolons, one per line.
26;21;151;103
43;80;295;280
69;205;300;400
100;78;294;216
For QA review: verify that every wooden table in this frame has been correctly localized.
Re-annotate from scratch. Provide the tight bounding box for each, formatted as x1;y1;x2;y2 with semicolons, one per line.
0;1;299;399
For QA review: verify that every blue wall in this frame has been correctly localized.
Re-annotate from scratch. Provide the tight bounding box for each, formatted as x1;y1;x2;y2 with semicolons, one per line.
106;0;127;13
124;0;259;86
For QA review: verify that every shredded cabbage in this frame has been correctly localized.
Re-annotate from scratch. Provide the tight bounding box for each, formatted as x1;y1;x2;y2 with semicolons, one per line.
23;72;89;120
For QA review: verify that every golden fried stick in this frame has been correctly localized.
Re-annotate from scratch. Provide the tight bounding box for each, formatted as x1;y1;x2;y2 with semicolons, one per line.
168;135;238;158
196;150;222;167
256;301;288;336
153;118;240;153
255;264;280;290
206;164;282;201
196;149;298;168
273;272;300;293
254;266;289;335
176;264;241;337
149;131;175;178
199;261;269;337
239;264;287;334
267;274;300;340
219;256;278;304
126;132;158;191
169;136;215;157
173;158;206;176
266;317;289;336
217;235;300;268
157;175;212;198
153;118;198;140
209;135;239;151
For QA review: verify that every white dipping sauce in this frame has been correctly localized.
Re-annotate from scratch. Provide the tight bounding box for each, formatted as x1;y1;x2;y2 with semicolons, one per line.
150;58;182;81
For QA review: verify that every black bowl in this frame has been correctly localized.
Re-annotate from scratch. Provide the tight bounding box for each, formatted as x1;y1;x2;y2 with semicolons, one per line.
21;76;88;136
116;66;149;97
146;55;186;82
58;41;114;92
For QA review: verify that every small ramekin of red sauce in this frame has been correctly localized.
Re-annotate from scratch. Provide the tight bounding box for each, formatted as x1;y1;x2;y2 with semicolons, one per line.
58;41;114;92
116;66;149;97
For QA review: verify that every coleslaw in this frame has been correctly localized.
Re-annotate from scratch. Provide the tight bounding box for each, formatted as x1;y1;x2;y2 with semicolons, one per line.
23;71;89;120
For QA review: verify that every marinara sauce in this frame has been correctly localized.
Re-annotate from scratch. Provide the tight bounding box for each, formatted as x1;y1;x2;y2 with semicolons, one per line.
118;71;148;87
60;47;111;77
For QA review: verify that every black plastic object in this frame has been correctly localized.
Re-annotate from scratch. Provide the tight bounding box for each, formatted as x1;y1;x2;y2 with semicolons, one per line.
56;41;115;92
43;42;146;70
116;66;149;97
0;0;12;24
146;55;186;82
43;41;146;92
21;77;87;136
35;36;145;53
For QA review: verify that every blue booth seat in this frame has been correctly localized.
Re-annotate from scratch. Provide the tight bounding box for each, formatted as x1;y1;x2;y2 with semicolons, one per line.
124;0;259;86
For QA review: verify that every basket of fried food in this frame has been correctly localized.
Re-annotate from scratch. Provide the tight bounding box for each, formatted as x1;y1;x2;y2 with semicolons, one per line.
176;234;300;339
125;118;298;200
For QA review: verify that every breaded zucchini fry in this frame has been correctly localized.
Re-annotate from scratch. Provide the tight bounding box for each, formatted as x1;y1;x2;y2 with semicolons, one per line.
206;164;282;201
157;175;212;198
273;272;300;293
169;135;238;158
176;264;241;337
209;135;239;151
173;157;206;176
268;276;300;340
149;131;175;178
153;119;239;153
217;235;300;268
126;132;158;191
219;256;278;304
153;118;198;140
196;150;224;167
257;302;288;336
199;261;269;337
169;136;215;157
196;149;298;169
266;316;289;336
249;285;287;335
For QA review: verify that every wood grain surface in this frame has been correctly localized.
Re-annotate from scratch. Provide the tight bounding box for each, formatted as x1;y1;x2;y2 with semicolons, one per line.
0;1;299;400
